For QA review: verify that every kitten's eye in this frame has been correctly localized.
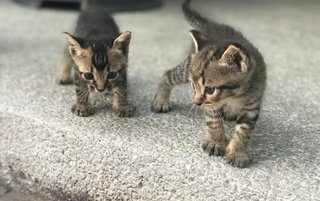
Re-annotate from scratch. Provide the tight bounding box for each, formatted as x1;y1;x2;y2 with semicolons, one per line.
83;72;94;80
107;71;119;80
205;86;215;95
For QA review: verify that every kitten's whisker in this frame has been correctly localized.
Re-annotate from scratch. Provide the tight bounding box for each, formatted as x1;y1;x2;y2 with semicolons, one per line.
78;88;90;102
187;104;196;117
79;91;88;98
78;88;88;96
114;90;125;98
195;105;199;119
77;90;86;100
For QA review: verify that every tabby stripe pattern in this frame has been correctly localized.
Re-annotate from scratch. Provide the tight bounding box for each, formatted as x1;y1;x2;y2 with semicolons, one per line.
163;59;190;86
204;108;225;141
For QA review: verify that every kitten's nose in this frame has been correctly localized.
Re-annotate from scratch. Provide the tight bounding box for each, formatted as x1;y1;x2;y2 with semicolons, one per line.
194;101;202;106
194;96;204;106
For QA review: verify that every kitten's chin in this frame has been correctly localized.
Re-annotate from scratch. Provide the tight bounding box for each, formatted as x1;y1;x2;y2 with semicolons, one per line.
200;103;211;109
202;102;220;110
203;101;214;106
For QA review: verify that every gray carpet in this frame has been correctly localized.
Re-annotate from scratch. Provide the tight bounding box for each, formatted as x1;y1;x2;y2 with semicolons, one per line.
0;0;320;200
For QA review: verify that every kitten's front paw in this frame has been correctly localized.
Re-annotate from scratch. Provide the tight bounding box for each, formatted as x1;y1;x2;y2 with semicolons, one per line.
225;152;251;168
114;105;135;117
57;72;73;85
71;103;91;117
202;139;226;156
151;97;171;113
59;78;73;85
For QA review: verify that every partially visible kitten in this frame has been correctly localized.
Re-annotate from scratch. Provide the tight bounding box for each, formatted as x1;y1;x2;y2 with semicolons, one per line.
152;0;266;167
57;5;135;117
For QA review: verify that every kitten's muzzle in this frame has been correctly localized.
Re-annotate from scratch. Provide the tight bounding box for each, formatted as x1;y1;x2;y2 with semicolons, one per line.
194;96;204;106
194;88;205;106
95;83;107;93
97;89;105;93
96;87;107;93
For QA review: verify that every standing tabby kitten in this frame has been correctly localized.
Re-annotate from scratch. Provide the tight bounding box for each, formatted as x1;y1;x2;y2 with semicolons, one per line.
57;8;135;117
152;0;266;167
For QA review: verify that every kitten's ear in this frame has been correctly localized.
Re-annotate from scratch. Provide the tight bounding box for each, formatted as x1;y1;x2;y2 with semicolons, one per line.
220;44;249;72
112;31;131;55
63;32;84;57
189;30;208;53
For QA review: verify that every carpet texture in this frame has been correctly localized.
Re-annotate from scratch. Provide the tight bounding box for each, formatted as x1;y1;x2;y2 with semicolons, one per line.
0;0;319;200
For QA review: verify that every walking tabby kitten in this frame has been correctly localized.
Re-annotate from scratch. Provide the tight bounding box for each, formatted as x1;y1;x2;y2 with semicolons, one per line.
152;0;266;167
57;7;135;117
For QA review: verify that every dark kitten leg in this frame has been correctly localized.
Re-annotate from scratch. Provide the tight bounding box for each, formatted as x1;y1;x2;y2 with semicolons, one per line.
152;60;189;112
57;52;73;85
225;104;260;168
71;73;91;117
112;86;135;117
202;107;228;156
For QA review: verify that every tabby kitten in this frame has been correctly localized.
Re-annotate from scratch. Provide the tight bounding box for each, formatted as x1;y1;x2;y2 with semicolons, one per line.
57;9;135;117
152;0;266;167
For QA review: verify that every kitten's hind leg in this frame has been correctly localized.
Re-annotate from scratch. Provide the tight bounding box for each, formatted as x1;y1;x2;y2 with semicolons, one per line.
152;60;189;113
57;53;73;85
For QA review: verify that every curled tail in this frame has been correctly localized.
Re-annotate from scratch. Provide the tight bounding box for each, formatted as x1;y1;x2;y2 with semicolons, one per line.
182;0;212;32
182;0;241;40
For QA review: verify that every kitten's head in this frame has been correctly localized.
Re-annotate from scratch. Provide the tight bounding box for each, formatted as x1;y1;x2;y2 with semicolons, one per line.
63;31;131;93
188;30;252;108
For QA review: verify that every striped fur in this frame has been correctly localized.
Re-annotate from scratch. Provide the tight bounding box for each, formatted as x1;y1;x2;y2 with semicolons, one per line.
152;59;190;113
152;0;266;167
202;107;228;156
57;9;135;117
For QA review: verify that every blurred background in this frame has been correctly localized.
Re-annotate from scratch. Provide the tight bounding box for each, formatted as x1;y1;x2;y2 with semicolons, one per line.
13;0;162;12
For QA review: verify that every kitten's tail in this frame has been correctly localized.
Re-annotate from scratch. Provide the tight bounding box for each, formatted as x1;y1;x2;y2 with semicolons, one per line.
182;0;212;32
81;0;89;11
182;0;240;39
